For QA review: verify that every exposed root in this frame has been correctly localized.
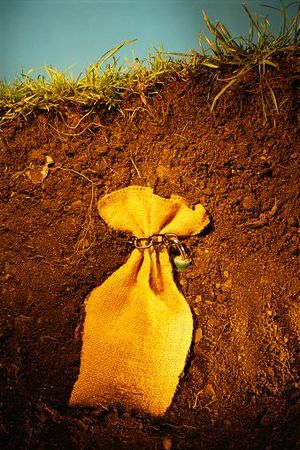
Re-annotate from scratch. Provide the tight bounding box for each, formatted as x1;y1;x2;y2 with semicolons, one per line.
52;166;100;265
48;122;100;137
130;157;142;178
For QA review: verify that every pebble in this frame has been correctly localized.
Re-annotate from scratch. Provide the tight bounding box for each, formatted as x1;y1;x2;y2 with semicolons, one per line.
287;216;298;227
242;194;259;211
223;419;232;430
202;188;213;196
260;414;272;427
223;278;232;291
162;436;172;450
193;305;200;315
266;367;275;377
96;145;109;155
194;295;202;303
204;383;216;398
193;345;205;357
194;327;203;344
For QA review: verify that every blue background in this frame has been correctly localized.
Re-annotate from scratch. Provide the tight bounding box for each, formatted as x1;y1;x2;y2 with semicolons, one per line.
0;0;298;82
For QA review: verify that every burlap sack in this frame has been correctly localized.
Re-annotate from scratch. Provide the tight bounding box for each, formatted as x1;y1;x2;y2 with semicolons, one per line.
69;186;209;415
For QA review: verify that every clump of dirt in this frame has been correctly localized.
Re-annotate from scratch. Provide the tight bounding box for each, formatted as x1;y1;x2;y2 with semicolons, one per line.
1;60;299;449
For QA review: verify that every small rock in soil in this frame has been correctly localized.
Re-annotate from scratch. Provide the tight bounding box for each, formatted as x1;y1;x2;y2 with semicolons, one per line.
162;436;172;450
194;328;203;344
223;419;232;430
287;216;298;227
242;194;259;211
260;414;272;427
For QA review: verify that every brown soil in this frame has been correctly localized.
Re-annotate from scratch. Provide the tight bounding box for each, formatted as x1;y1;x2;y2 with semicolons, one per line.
1;59;300;450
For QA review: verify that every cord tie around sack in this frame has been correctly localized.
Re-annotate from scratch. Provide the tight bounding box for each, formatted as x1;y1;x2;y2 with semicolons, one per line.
69;186;209;415
128;233;192;271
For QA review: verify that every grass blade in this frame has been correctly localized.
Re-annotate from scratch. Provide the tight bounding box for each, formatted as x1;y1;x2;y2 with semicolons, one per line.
266;80;279;113
210;78;236;112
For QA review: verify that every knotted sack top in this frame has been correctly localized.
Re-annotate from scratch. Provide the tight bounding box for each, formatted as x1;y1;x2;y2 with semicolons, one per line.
98;185;209;237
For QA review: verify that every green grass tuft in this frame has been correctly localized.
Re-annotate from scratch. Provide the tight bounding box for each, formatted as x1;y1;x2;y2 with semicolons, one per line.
0;2;299;127
198;1;300;117
0;41;196;127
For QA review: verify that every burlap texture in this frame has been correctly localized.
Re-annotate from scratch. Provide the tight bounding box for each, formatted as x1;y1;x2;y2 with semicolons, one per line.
69;186;209;415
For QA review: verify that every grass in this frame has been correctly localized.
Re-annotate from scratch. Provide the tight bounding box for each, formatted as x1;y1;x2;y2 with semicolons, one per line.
0;41;195;127
0;2;299;127
198;1;300;116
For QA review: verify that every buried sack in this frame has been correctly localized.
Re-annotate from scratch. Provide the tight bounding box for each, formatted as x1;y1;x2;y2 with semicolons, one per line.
69;186;209;415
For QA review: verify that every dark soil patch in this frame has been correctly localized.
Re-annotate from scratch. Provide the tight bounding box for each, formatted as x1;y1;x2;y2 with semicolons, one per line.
1;61;300;449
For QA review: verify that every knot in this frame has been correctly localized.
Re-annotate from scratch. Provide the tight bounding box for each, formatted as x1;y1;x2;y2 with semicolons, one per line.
128;233;192;271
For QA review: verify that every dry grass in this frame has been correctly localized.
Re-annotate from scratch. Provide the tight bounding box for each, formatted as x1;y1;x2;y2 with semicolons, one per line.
198;1;300;116
0;3;299;127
